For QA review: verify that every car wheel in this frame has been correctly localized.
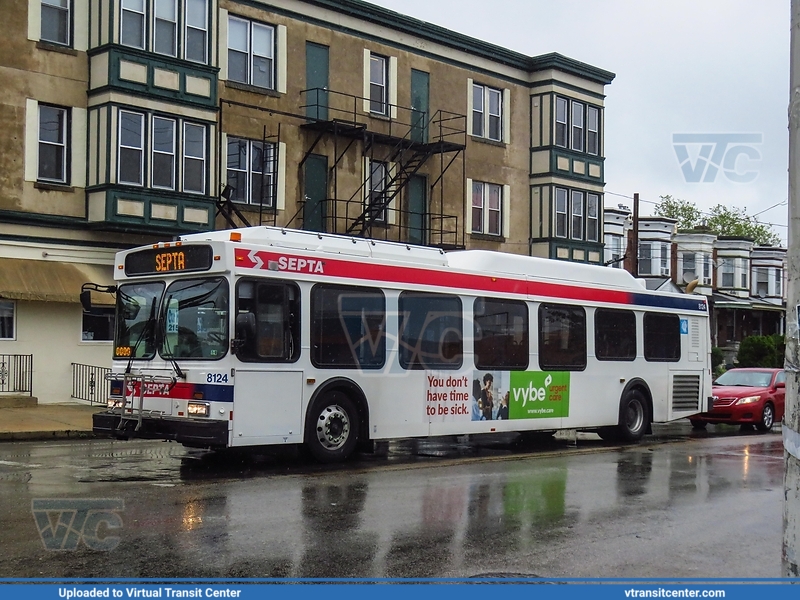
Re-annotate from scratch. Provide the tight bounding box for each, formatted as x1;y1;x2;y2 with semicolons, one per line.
756;402;775;433
690;419;707;430
305;392;359;463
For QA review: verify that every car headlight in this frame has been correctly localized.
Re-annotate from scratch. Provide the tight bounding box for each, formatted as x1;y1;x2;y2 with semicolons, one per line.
736;395;762;405
187;402;210;417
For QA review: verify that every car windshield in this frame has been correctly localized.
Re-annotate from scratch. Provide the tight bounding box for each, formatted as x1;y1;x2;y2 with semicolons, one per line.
714;370;773;387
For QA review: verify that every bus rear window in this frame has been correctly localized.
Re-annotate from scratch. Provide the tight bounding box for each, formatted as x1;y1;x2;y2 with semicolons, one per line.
399;292;463;370
595;308;636;361
474;297;529;369
311;284;386;369
539;303;586;371
644;312;680;362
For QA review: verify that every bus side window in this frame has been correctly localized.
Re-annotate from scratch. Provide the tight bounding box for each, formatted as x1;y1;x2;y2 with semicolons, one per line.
474;297;529;370
236;280;300;362
399;291;463;370
643;312;680;362
595;308;636;361
538;303;586;371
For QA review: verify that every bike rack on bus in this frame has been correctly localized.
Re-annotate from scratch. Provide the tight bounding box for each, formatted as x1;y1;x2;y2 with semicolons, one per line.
105;372;177;433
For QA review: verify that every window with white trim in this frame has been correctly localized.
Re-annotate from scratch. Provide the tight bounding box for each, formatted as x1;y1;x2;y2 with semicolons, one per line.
555;97;568;148
369;54;389;115
682;252;696;283
0;301;14;340
82;308;114;342
571;100;584;152
660;243;669;275
151;117;175;189
228;16;275;90
776;268;783;297
41;0;70;46
38;105;68;184
571;190;584;240
721;260;734;288
586;194;599;242
226;137;276;207
471;181;502;236
587;106;599;155
472;83;502;141
638;242;652;275
185;0;208;63
555;188;568;238
183;123;206;194
154;0;177;57
121;0;145;49
755;267;768;297
118;110;144;186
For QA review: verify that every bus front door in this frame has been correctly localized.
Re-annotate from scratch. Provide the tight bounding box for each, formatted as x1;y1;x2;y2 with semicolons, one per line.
231;370;304;447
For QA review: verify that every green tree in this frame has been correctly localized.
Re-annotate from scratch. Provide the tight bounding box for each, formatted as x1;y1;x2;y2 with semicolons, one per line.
736;334;785;368
653;196;781;246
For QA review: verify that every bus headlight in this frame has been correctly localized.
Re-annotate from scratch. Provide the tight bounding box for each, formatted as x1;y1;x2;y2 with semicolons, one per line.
736;395;761;405
187;402;210;417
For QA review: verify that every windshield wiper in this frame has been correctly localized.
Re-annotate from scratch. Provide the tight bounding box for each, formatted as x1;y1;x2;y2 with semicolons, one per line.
126;301;157;375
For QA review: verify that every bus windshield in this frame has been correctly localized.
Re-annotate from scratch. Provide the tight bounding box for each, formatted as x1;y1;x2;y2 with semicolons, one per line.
114;278;228;361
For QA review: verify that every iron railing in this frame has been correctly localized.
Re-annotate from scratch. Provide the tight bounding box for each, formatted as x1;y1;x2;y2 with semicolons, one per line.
0;354;33;395
71;363;111;405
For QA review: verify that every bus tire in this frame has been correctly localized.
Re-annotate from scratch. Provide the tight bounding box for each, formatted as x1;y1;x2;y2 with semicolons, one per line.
615;389;650;442
305;391;359;463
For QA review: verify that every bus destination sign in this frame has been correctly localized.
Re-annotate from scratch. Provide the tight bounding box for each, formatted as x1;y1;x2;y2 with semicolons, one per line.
125;245;214;276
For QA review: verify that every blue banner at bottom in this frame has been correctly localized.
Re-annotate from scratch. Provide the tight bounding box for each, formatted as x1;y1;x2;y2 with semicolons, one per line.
0;582;797;600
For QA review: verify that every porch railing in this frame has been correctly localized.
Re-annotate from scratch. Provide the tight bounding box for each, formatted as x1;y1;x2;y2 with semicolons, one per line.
71;363;111;405
0;354;33;395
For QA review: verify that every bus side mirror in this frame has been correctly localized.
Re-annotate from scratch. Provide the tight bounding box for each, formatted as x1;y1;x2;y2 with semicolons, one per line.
234;313;256;354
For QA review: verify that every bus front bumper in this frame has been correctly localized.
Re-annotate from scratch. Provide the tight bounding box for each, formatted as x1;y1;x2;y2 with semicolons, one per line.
93;411;229;448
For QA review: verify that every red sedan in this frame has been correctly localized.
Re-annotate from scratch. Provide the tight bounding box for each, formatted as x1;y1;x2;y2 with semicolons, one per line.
691;367;785;432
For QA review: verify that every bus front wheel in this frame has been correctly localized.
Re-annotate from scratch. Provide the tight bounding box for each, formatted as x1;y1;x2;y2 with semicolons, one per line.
600;389;650;443
305;392;360;463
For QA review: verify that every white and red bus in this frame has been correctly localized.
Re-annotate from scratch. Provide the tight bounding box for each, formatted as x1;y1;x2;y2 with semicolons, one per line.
89;226;712;462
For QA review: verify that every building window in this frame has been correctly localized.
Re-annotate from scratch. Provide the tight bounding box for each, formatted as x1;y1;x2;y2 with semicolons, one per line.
121;0;146;49
185;0;208;63
41;0;70;45
183;123;206;194
472;84;502;141
226;137;275;206
151;117;175;189
555;97;568;148
660;243;669;275
367;160;389;222
571;190;584;240
605;234;622;268
704;255;711;282
369;54;388;115
721;260;734;288
587;194;599;242
82;308;115;342
638;242;652;276
587;106;599;155
571;100;584;152
682;252;696;283
755;267;768;297
471;181;502;236
0;301;14;339
38;105;68;184
154;0;177;57
119;111;144;186
228;16;274;89
776;268;783;298
555;188;568;238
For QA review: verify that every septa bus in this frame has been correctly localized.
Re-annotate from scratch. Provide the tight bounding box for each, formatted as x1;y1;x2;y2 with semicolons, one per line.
87;226;712;463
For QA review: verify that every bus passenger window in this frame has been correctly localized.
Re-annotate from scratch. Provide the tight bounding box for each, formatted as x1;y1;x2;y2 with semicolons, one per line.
474;297;529;369
399;292;462;370
235;280;300;362
644;312;680;362
595;308;636;361
538;303;586;370
311;284;385;369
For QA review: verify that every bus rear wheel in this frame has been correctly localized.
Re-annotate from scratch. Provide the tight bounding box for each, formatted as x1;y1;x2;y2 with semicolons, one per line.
600;389;650;443
305;392;359;463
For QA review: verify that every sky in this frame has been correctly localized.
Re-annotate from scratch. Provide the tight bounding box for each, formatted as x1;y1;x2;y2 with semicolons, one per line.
368;0;791;244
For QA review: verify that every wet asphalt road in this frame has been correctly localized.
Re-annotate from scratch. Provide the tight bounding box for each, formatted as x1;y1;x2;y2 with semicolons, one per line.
0;423;785;579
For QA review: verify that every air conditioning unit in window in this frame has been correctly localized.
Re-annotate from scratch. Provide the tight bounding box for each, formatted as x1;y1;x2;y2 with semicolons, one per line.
703;277;712;285
660;267;670;276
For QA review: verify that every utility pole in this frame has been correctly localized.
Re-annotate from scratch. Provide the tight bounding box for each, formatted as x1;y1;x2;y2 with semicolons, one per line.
784;0;800;577
631;193;640;277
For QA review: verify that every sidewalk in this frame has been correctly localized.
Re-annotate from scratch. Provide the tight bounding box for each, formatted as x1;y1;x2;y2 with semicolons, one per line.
0;403;99;441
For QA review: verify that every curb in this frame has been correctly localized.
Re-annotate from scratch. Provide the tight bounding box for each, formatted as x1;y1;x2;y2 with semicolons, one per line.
0;430;97;442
